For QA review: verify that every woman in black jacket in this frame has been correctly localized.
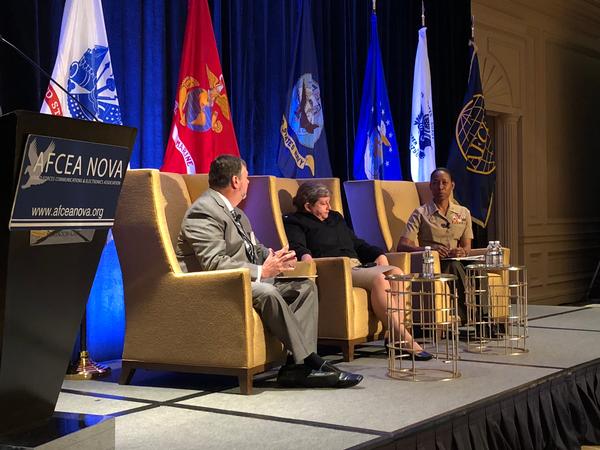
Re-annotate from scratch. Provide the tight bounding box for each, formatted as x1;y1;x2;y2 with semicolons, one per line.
283;182;432;360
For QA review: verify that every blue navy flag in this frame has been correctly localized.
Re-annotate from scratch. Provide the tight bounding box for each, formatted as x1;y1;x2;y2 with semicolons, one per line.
447;41;496;227
353;12;402;180
277;0;332;178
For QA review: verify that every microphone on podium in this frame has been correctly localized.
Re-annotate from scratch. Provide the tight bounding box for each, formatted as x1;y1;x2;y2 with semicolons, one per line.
0;32;98;121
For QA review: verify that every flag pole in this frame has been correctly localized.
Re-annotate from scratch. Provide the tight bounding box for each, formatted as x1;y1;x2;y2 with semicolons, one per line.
65;313;111;380
372;0;376;12
421;1;425;27
471;15;475;40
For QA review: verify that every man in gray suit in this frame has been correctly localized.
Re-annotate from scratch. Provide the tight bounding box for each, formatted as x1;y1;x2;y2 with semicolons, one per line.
177;155;362;389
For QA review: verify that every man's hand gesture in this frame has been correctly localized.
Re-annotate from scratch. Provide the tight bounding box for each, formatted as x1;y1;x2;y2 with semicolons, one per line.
262;245;297;278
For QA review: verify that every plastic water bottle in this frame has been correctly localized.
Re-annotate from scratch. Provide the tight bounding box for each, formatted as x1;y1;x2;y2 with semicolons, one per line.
496;241;504;266
422;246;434;277
492;241;500;266
485;241;496;267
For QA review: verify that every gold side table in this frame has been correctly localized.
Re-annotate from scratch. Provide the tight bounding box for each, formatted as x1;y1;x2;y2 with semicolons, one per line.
465;264;528;355
386;273;461;381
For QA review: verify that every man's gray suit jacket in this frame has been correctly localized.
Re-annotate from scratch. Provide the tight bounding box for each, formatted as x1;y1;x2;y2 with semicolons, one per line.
176;189;269;279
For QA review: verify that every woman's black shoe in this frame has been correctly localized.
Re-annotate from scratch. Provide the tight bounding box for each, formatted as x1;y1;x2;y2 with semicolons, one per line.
413;351;434;361
402;350;434;361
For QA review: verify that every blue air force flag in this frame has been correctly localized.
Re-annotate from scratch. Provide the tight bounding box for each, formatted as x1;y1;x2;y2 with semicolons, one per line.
409;27;436;182
277;0;332;178
447;41;496;228
353;12;402;180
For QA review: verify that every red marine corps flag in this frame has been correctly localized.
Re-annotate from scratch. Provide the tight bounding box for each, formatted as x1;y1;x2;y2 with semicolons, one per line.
161;0;239;174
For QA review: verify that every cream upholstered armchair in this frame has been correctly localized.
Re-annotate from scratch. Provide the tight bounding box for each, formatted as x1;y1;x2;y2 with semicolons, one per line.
344;180;441;270
344;180;510;322
344;179;510;265
113;169;285;395
242;176;410;361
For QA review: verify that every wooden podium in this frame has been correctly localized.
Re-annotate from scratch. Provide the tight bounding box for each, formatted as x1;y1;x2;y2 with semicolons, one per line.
0;110;136;435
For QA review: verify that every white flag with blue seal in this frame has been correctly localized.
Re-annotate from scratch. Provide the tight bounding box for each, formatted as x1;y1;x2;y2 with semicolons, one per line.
40;0;121;124
409;26;436;182
40;0;125;361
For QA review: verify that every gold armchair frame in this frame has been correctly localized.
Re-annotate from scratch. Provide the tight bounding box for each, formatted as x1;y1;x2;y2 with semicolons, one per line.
113;170;285;394
243;176;410;361
344;180;510;324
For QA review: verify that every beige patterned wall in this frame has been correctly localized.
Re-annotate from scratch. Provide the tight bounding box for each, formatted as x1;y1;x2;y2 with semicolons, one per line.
472;0;600;304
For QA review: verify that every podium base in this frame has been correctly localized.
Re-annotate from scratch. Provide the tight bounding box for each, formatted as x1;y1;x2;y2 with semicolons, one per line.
65;351;111;380
0;412;114;449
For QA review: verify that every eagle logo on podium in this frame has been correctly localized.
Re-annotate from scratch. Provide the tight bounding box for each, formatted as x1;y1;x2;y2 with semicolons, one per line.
178;65;231;133
21;138;56;189
456;94;495;175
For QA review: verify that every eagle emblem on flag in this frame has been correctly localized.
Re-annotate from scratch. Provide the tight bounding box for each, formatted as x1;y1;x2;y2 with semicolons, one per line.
67;45;121;124
288;73;324;149
177;65;231;134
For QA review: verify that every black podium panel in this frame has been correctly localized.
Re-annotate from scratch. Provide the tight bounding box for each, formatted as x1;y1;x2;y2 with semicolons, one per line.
0;111;136;434
1;229;108;433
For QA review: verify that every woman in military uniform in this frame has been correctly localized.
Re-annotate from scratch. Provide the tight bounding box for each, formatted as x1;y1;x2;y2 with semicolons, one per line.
397;167;473;323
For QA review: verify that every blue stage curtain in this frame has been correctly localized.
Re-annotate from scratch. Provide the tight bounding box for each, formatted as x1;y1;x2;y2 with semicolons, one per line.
217;0;471;180
1;0;471;176
87;0;187;361
1;0;471;361
103;0;187;170
217;0;296;176
1;0;187;362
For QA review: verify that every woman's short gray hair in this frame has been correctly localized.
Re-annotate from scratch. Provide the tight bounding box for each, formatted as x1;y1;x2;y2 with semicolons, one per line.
293;182;331;211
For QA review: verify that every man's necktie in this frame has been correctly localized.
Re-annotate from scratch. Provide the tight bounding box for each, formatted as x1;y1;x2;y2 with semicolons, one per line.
230;210;258;264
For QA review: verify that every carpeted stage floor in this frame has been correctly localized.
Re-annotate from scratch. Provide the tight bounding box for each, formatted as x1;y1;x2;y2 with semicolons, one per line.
55;305;600;449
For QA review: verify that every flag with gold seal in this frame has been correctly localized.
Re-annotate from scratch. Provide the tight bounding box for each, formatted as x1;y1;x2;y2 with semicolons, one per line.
447;40;495;227
277;0;332;178
161;0;239;174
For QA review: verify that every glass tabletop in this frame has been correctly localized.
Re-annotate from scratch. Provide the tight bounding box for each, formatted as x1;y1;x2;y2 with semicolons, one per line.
465;264;526;271
386;273;459;282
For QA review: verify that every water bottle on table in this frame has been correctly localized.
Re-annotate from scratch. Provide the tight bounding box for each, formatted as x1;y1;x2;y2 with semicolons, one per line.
485;241;497;267
422;246;435;277
496;241;504;266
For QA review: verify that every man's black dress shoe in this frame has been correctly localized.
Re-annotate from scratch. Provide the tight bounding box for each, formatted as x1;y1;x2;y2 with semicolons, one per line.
277;364;338;388
319;362;363;388
492;323;506;338
474;323;506;339
457;326;476;341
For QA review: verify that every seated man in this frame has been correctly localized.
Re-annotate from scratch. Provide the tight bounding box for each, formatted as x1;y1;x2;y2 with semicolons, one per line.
397;167;473;323
176;155;362;389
